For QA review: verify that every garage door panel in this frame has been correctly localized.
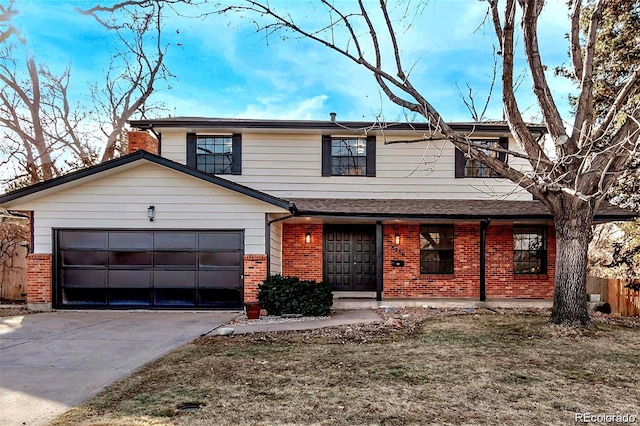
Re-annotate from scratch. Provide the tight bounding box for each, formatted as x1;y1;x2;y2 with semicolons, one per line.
198;270;241;288
154;251;197;267
61;269;107;288
155;289;195;305
154;232;197;249
199;252;241;267
108;270;152;288
153;270;197;288
108;232;152;249
199;233;242;250
59;231;107;249
199;289;242;307
63;288;107;304
109;251;152;267
62;250;106;267
109;289;150;305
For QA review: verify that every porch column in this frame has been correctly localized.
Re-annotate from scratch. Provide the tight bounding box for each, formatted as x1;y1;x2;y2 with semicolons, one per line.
479;219;490;301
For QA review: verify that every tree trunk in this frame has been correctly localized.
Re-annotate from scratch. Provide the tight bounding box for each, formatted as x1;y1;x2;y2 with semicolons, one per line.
550;200;595;326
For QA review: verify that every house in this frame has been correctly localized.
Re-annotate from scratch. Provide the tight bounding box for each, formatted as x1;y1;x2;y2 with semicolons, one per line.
0;117;634;311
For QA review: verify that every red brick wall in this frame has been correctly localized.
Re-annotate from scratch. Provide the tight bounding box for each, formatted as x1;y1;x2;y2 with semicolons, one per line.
382;222;554;299
26;254;52;306
281;223;323;282
277;221;554;300
383;224;481;298
485;224;555;298
128;131;159;155
244;254;267;302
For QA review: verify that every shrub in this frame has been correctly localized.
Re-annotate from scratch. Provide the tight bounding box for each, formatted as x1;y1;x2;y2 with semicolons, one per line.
258;274;333;316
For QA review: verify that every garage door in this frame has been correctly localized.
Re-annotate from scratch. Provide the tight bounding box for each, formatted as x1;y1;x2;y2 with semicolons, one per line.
55;230;243;309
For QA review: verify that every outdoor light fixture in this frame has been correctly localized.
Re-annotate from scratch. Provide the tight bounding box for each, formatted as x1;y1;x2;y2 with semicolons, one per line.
147;205;155;222
395;234;400;245
305;232;311;243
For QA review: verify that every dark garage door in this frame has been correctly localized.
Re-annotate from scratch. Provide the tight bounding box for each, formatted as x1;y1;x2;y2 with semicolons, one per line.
55;230;244;309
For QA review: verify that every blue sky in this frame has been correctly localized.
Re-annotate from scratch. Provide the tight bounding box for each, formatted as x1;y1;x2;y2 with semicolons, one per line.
10;0;576;123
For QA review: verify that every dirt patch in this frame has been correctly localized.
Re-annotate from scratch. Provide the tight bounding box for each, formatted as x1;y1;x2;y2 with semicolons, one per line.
52;308;640;426
0;301;31;317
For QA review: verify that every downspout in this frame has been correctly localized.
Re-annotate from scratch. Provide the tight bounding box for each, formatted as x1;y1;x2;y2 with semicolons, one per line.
479;218;491;302
264;202;296;276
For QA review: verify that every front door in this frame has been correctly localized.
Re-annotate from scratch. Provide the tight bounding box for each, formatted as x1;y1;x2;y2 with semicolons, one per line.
323;225;376;291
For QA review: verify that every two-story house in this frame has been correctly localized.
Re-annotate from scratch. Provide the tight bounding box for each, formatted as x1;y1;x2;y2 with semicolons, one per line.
0;117;633;311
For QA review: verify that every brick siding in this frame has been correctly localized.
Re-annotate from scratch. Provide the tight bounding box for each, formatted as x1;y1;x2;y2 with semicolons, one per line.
485;223;555;298
280;221;554;299
128;131;159;155
281;223;323;282
244;254;267;302
26;254;52;306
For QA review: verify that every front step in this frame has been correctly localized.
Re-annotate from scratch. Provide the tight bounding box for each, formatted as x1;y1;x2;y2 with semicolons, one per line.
333;291;376;299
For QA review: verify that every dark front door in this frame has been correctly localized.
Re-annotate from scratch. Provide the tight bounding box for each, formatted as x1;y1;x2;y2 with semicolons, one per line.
323;225;376;291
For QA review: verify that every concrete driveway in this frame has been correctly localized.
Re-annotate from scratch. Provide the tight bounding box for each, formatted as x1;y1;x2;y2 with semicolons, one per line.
0;310;238;426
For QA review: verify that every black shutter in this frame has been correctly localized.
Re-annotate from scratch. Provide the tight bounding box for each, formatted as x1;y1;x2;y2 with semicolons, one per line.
366;135;376;177
454;146;465;178
231;133;242;175
321;135;332;176
497;137;508;163
186;133;197;169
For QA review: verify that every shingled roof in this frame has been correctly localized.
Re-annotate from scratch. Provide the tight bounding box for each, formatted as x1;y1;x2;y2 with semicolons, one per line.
289;198;636;222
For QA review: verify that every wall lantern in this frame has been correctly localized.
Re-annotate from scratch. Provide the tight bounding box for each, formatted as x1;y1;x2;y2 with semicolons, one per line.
305;232;311;243
395;234;400;245
147;205;155;222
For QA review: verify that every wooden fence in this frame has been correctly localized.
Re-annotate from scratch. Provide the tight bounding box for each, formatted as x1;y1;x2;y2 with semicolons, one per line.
589;276;640;317
606;278;640;317
0;243;27;301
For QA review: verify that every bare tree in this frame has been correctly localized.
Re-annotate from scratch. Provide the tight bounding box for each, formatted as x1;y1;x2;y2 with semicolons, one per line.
212;0;639;326
0;1;170;186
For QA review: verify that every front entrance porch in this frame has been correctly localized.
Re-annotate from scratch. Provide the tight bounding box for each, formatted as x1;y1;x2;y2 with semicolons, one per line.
278;219;556;302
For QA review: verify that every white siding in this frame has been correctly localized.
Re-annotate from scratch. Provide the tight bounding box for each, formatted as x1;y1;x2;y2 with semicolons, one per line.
9;162;288;254
161;131;533;200
268;218;284;275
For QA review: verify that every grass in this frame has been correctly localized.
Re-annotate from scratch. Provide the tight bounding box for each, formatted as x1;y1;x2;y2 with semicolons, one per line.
52;310;640;425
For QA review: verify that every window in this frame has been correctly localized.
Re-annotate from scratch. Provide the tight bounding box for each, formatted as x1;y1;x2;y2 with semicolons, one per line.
322;135;376;177
455;138;508;178
420;225;454;274
513;225;547;274
186;133;241;175
196;136;232;174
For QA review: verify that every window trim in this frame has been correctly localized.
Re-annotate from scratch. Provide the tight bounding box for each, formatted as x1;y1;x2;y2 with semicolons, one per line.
513;225;548;275
322;135;376;177
187;133;242;175
419;224;454;275
454;137;508;178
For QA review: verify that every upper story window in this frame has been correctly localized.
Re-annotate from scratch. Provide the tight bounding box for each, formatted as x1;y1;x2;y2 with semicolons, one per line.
322;135;376;177
420;225;454;274
197;136;232;174
455;137;508;178
186;133;242;175
513;225;547;274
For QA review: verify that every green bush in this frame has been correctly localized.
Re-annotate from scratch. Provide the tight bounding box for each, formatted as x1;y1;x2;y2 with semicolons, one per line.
258;274;333;316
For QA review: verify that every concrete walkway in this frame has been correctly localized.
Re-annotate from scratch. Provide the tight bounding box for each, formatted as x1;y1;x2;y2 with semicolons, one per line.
214;309;383;335
0;310;237;426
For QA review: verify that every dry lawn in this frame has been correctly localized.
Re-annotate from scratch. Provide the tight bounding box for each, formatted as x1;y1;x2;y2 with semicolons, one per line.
53;309;640;426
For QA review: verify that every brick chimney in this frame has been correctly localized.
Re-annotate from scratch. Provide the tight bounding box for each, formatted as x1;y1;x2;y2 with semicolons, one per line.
128;130;159;155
